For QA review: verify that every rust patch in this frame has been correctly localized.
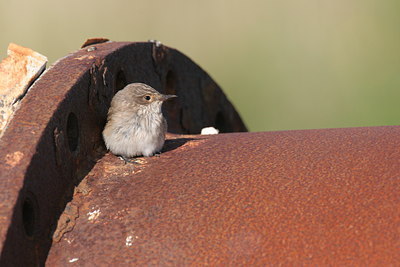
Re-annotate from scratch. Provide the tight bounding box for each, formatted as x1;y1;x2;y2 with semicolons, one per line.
0;43;47;137
181;138;206;148
81;38;110;48
52;203;79;243
74;178;91;196
74;55;95;61
4;151;24;168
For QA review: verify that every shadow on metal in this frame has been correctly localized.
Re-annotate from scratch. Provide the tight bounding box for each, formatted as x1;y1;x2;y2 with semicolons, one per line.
0;40;399;266
0;41;246;266
47;128;400;266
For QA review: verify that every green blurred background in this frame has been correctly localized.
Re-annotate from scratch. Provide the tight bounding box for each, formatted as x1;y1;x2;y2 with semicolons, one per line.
1;0;399;132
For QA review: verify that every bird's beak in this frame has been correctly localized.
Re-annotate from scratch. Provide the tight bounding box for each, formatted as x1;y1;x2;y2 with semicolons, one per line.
160;94;177;101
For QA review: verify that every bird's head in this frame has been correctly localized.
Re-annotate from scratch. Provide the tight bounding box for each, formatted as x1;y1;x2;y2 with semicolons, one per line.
111;83;177;114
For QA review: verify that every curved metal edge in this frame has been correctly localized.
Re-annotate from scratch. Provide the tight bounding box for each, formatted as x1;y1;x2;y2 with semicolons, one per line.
46;127;400;265
0;41;247;266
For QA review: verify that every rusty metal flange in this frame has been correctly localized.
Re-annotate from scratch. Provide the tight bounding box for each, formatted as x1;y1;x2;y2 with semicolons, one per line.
0;41;246;266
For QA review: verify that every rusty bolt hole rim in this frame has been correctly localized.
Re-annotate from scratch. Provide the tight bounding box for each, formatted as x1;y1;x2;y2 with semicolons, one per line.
22;193;39;238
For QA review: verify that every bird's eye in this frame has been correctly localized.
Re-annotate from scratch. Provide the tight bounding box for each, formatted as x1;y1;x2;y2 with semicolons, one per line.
144;95;151;101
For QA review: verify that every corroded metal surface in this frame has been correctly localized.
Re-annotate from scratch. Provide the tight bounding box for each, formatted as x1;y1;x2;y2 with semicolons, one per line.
80;38;110;48
46;128;400;266
0;43;47;137
0;39;398;266
0;41;246;266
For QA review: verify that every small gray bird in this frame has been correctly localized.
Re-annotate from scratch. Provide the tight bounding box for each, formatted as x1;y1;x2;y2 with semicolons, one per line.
102;83;176;160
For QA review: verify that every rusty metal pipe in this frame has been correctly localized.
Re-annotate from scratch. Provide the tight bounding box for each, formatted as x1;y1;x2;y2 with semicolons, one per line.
47;128;400;265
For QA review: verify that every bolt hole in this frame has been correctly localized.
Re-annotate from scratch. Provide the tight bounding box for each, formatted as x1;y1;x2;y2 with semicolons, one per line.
67;112;79;152
22;195;37;237
115;70;127;92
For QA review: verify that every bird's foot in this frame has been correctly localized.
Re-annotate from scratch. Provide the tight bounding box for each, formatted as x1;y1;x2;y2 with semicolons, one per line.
119;156;141;164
